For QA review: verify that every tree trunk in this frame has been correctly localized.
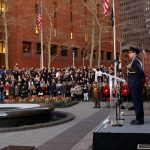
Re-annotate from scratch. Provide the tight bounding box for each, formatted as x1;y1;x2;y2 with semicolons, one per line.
47;20;52;69
48;40;51;69
3;12;9;69
97;28;102;67
89;17;95;68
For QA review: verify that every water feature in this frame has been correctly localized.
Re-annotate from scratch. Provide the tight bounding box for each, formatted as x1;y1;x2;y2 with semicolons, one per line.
0;104;75;132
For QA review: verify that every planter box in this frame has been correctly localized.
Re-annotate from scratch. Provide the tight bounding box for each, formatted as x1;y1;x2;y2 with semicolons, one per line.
1;145;37;150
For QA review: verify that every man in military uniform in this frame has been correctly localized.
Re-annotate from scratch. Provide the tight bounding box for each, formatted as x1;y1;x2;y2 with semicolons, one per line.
123;46;145;125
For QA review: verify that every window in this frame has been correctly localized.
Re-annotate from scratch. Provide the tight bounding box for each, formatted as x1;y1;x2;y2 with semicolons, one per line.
70;9;73;22
70;0;72;22
101;51;104;60
72;47;78;57
53;1;57;18
116;53;120;60
51;44;57;56
23;41;31;53
54;27;57;37
37;43;45;54
35;2;39;14
0;1;7;13
85;34;88;41
107;52;112;60
0;42;5;53
35;25;38;34
93;50;96;59
61;46;68;56
97;4;100;17
70;30;73;40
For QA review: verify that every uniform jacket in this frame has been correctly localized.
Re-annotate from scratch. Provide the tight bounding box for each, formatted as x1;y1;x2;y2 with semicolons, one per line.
127;57;145;90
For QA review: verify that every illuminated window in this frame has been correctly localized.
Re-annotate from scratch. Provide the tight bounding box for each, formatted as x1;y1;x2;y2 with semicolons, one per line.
0;42;5;53
35;25;38;34
70;31;73;40
23;41;31;53
54;27;57;37
85;34;88;41
0;1;7;13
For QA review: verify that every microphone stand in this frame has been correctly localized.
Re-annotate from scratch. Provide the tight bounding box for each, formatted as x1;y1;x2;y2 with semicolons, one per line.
112;83;123;127
101;72;125;127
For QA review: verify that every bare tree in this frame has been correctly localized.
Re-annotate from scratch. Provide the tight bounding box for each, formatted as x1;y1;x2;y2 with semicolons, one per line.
0;0;9;69
0;0;36;69
83;0;114;67
42;0;65;68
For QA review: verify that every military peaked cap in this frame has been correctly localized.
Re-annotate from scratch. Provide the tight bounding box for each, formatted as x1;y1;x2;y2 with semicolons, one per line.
122;45;141;53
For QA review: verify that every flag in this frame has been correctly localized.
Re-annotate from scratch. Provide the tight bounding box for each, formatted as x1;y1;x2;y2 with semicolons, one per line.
37;14;42;31
37;9;42;31
103;0;109;16
36;2;42;31
111;8;114;26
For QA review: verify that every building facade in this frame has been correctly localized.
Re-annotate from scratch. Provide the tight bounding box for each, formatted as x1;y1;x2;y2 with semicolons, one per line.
120;0;150;76
0;0;120;69
120;0;150;48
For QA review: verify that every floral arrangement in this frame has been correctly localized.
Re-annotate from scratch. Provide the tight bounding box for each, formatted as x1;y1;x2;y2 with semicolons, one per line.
4;96;75;108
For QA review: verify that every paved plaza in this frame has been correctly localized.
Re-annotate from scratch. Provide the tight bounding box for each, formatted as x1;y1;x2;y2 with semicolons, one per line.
0;101;111;150
0;101;150;150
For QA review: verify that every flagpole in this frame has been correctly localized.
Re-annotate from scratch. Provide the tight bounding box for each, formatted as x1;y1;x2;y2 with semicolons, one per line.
40;0;44;69
142;44;144;71
113;0;117;84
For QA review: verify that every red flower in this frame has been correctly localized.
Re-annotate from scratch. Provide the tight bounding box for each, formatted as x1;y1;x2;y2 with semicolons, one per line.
122;84;129;96
5;82;10;90
102;85;110;95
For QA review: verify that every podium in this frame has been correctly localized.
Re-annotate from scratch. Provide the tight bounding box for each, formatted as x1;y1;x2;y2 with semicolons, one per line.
93;116;150;150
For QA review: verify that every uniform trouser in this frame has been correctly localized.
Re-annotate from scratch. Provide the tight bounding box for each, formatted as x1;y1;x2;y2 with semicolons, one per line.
83;93;89;101
131;88;144;121
93;97;100;106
